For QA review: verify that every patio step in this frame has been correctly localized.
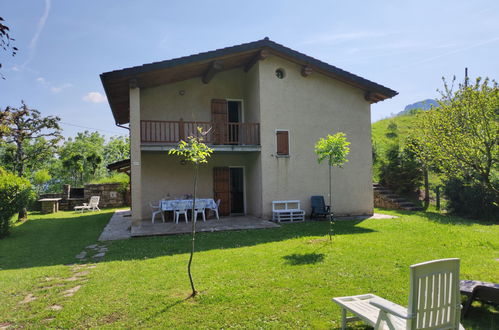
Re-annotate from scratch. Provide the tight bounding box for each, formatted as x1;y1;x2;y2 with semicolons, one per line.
373;183;423;211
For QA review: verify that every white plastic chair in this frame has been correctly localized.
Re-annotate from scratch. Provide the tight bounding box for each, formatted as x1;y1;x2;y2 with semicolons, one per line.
173;201;188;224
88;196;100;211
74;196;100;213
333;258;464;330
209;199;221;220
193;200;206;222
150;201;165;224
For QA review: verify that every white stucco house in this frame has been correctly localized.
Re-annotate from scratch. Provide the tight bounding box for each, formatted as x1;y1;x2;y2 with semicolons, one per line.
100;38;397;225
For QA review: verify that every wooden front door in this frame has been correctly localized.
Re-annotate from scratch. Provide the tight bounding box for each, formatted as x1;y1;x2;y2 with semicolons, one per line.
211;99;228;145
213;167;230;216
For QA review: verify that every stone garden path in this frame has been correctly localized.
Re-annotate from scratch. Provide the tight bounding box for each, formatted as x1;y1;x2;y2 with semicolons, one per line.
98;209;131;241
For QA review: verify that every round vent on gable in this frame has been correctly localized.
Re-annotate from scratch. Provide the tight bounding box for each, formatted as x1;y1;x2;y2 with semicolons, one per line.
275;68;286;79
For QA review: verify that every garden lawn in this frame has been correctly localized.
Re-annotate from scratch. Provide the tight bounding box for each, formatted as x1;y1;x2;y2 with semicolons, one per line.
0;209;498;329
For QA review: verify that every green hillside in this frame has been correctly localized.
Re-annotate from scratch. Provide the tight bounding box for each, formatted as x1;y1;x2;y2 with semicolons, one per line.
372;113;419;155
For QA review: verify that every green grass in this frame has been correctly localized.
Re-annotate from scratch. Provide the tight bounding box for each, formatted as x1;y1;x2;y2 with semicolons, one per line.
1;209;498;328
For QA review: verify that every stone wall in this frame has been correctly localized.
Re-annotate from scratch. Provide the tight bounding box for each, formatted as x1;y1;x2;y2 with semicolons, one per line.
373;190;402;209
39;183;129;211
373;183;422;211
84;183;127;208
59;198;86;211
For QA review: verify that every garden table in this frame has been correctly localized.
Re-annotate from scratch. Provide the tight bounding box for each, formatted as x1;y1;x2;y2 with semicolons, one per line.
160;199;217;211
38;198;62;214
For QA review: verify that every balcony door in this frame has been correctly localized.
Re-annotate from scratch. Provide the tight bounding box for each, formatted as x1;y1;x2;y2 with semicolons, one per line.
227;100;242;144
211;99;243;145
211;99;228;145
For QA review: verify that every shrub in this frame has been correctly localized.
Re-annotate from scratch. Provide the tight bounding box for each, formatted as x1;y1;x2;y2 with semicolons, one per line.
0;167;34;238
443;178;499;220
379;144;423;195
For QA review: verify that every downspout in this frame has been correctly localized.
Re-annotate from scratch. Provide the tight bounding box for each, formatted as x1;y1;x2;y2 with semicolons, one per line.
115;122;131;211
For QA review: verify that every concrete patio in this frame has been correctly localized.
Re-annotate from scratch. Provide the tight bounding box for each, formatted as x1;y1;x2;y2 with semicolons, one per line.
98;210;396;241
131;215;280;237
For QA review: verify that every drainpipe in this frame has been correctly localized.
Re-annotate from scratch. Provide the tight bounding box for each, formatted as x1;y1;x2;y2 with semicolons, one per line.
115;122;131;210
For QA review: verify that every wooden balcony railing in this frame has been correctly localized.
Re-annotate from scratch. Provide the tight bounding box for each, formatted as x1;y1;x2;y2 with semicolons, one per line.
140;120;260;145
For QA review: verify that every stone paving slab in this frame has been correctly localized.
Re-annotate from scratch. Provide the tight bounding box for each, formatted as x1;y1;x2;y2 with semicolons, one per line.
98;209;132;241
131;216;280;237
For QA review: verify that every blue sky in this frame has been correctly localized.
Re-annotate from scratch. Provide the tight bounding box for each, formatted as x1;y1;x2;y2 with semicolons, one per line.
1;0;498;138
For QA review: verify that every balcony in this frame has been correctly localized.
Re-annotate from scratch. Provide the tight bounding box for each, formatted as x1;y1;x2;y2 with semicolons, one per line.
140;120;260;152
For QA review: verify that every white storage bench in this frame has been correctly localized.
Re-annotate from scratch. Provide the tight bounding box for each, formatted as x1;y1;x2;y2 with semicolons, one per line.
272;200;305;222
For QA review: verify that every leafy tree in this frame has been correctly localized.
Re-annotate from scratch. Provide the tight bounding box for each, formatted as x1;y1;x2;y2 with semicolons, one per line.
314;132;350;240
103;136;130;164
86;152;102;176
0;16;18;79
58;131;106;185
61;154;84;186
0;137;58;177
169;127;213;297
412;77;499;202
0;103;62;178
0;167;33;238
32;169;51;195
0;102;61;219
0;108;11;138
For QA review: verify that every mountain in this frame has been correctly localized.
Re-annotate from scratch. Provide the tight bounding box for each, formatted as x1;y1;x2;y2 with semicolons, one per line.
397;99;438;116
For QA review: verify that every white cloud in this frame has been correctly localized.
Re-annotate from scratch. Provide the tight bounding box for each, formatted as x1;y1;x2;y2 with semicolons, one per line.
29;0;51;50
36;77;47;84
50;83;72;93
83;92;107;103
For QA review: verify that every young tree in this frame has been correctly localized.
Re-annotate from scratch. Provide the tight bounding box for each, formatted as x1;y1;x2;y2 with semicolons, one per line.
0;102;61;219
169;127;213;297
412;77;499;201
314;133;350;240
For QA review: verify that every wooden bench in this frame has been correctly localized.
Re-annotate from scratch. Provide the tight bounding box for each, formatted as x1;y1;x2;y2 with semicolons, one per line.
272;200;305;222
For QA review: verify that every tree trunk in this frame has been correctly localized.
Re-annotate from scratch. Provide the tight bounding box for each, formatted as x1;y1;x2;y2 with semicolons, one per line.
328;160;333;241
16;142;27;221
187;164;199;297
423;166;430;210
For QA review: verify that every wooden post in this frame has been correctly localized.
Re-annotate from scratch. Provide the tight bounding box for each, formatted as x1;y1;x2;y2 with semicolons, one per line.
179;118;185;141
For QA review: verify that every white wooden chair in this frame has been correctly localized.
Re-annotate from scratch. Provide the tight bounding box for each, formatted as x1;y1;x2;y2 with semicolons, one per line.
74;196;100;213
150;201;165;224
333;258;464;330
173;202;188;224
